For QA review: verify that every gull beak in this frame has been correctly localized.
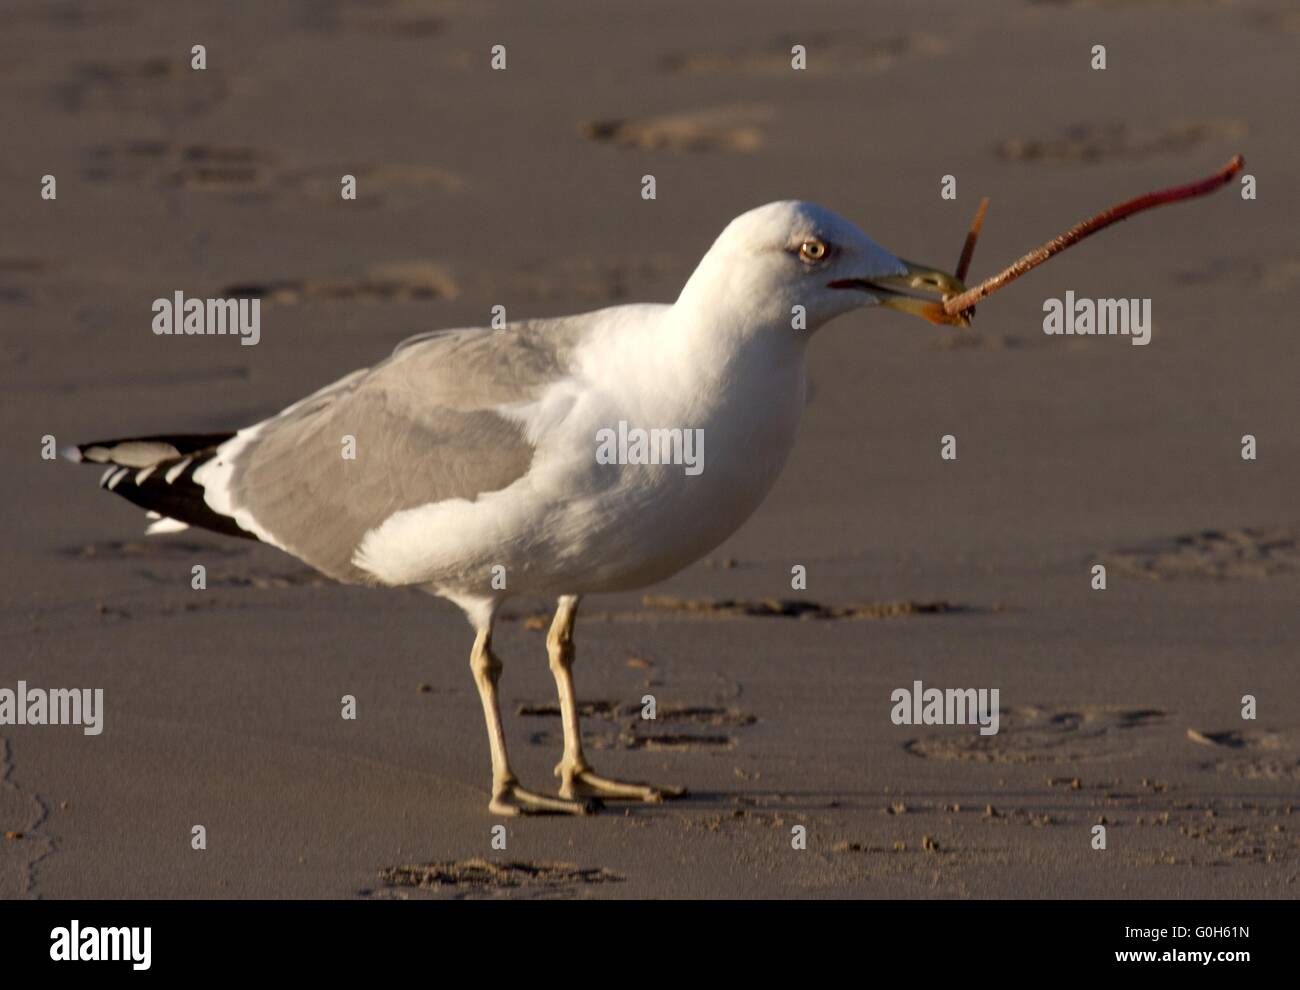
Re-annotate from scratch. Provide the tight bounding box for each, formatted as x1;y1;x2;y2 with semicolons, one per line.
829;259;970;327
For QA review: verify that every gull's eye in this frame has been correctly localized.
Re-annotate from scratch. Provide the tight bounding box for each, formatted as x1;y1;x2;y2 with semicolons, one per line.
798;239;829;263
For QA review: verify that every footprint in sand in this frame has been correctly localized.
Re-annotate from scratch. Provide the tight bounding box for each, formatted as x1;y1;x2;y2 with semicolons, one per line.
639;596;964;621
997;120;1246;164
518;699;755;753
51;57;226;116
1188;725;1300;782
661;32;948;76
0;258;49;307
222;261;457;304
6;1;138;32
631;702;754;753
582;107;770;153
503;597;972;626
166;145;269;191
1103;528;1300;582
123;566;331;591
62;539;249;562
377;859;622;895
83;142;462;206
906;705;1165;764
289;163;463;208
83;142;275;192
487;255;679;305
62;538;327;604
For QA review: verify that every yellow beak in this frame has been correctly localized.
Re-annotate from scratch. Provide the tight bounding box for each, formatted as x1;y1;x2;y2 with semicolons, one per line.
832;260;970;326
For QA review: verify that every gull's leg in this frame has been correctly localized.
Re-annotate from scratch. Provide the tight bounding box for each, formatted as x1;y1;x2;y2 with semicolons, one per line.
548;594;686;802
466;611;595;817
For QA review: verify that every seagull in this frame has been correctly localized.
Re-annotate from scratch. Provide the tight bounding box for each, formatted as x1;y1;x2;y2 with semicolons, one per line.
68;201;964;816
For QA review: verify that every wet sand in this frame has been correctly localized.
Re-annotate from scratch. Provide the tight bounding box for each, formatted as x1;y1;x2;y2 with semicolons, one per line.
2;0;1298;898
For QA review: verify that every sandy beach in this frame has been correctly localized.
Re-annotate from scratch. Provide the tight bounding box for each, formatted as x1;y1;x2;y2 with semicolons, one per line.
2;0;1298;899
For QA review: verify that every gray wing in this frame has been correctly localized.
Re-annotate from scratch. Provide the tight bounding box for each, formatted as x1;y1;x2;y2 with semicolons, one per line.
215;316;594;583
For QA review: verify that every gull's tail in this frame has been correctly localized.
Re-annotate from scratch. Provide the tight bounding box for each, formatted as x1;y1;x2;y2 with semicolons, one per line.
65;433;258;540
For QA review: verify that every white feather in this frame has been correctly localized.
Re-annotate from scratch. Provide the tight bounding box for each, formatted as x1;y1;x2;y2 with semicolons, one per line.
145;517;190;535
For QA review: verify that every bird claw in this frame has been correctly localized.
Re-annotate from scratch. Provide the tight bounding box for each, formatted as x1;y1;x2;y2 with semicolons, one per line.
556;764;687;803
489;781;600;816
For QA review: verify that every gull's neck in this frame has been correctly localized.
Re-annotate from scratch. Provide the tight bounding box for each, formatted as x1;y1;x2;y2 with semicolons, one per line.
666;263;807;375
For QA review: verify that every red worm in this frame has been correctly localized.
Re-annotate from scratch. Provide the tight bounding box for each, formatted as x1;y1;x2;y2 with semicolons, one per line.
943;155;1244;317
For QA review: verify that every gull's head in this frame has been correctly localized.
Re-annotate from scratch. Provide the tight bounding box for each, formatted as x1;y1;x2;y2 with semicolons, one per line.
678;201;966;335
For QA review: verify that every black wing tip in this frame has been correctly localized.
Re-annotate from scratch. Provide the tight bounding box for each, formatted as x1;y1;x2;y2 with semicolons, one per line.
73;433;259;544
